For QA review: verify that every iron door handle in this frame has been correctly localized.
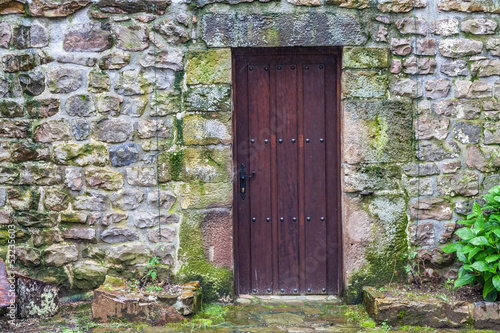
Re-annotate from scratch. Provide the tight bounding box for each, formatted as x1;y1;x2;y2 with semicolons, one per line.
240;164;255;200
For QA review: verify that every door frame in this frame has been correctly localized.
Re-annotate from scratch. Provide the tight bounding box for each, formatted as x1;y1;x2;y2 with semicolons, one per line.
231;47;343;296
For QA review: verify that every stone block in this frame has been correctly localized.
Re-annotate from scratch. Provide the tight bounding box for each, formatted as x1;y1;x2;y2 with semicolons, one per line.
66;95;95;117
14;211;57;228
134;212;179;228
431;18;459;36
0;100;23;117
453;122;481;144
97;95;122;116
201;12;368;48
34;120;70;143
115;69;151;96
44;244;78;267
343;47;389;68
433;100;480;119
403;176;434;196
92;288;184;325
126;166;156;186
146;191;176;211
416;140;460;161
474;302;500;329
0;120;29;138
88;70;110;93
3;53;36;73
377;0;425;12
466;146;500;172
71;119;91;141
116;25;149;52
140;49;183;71
440;59;468;76
110;188;144;210
107;241;150;264
30;0;91;17
19;70;45;96
438;173;479;197
64;23;112;52
103;212;128;226
425;79;450;99
47;67;83;94
403;163;439;176
73;192;110;211
416;38;436;55
147;227;175;243
8;187;39;211
86;167;124;191
182;113;231;146
43;188;69;211
390;78;423;98
63;228;96;242
155;19;189;44
343;100;412;164
52;143;108;166
101;227;139;243
200;209;233;268
137;119;170;139
26;99;59;118
486;38;500;56
93;118;134;143
0;21;11;49
178;182;232;210
73;260;107;290
443;161;461;174
13;24;49;49
439;38;483;58
185;85;231;112
57;54;97;67
342;70;387;98
403;56;436;75
175;282;202;315
484;122;500;144
11;141;51;163
186;49;231;85
96;0;171;14
410;198;452;220
455;80;492;99
390;38;411;56
109;143;139;167
99;50;130;70
343;164;401;193
60;211;87;224
461;18;497;34
389;59;402;74
396;17;427;35
470;59;500;77
409;221;435;247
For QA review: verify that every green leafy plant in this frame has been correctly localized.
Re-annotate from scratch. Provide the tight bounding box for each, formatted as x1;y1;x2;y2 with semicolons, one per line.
443;185;500;301
142;256;161;285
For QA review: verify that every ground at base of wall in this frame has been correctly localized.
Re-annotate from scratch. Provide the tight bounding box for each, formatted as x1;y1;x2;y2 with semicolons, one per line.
0;295;498;332
364;285;500;330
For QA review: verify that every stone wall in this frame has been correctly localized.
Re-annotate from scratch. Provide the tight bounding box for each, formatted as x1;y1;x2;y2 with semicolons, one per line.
0;0;499;303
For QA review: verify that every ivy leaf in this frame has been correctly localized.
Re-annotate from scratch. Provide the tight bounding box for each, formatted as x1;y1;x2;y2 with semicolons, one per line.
443;243;463;253
471;261;491;272
485;254;500;263
456;228;475;241
454;273;475;288
470;236;491;246
493;275;500;292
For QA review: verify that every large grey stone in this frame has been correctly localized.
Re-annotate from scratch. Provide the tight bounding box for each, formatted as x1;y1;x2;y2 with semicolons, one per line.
26;99;60;118
66;95;95;117
342;70;387;98
19;69;45;96
455;80;492;99
74;192;110;211
390;78;423;98
201;12;368;47
30;0;91;17
111;188;144;210
94;118;134;143
96;0;171;14
86;167;124;191
431;18;459;36
410;198;452;220
461;18;497;35
64;23;112;52
439;39;483;58
425;79;450;99
97;95;122;116
109;143;138;167
486;38;500;56
417;141;460;161
433;100;481;119
47;67;83;94
440;59;468;76
116;25;149;51
416;116;449;140
99;50;130;70
44;244;78;267
467;146;500;172
0;21;11;48
101;227;139;244
13;24;49;48
403;56;436;74
146;191;176;210
185;85;231;112
115;70;151;95
134;212;179;228
396;17;427;35
71;119;91;141
390;38;411;56
126;166;156;186
155;19;189;44
438;173;479;197
484;122;500;144
34;119;71;143
139;49;183;71
343;100;412;164
453;122;481;144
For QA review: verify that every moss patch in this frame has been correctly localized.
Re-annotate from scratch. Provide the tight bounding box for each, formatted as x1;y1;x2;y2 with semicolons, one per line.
176;211;233;302
185;49;231;85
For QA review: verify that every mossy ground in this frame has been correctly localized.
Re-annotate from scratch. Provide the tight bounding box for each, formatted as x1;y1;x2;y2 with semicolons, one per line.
1;298;496;332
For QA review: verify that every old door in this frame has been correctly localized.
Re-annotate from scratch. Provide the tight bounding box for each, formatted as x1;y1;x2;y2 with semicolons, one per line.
233;48;341;295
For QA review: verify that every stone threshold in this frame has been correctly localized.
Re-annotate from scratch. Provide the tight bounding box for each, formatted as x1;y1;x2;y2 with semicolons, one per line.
363;286;500;330
236;294;342;305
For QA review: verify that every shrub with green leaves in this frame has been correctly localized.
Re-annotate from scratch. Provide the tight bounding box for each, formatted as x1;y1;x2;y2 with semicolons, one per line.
443;185;500;301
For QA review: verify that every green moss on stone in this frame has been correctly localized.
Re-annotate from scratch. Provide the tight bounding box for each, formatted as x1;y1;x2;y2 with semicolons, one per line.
185;49;231;85
176;117;184;145
343;47;389;69
345;195;408;304
176;211;233;302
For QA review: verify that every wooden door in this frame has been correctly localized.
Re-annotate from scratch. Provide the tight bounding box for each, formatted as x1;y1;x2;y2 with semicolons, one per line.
233;48;342;295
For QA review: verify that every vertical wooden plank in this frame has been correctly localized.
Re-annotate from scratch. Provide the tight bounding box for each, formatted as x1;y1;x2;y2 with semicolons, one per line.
276;64;299;294
234;55;251;294
248;64;273;294
303;63;328;294
325;57;340;294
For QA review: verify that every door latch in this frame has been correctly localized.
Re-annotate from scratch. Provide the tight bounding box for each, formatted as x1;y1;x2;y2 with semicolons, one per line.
240;163;255;200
